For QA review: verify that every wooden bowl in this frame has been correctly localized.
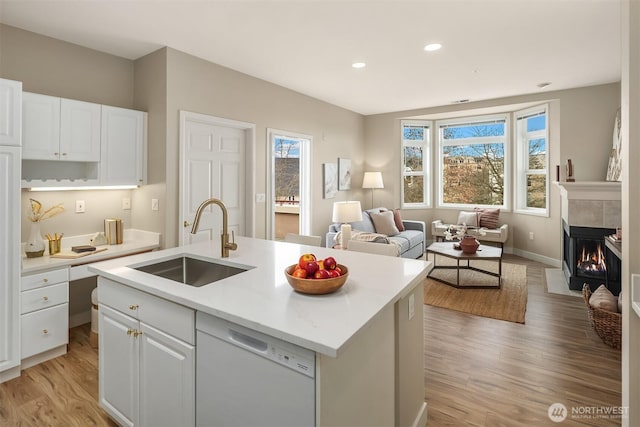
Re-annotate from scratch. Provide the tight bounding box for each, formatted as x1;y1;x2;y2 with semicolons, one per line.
285;264;349;295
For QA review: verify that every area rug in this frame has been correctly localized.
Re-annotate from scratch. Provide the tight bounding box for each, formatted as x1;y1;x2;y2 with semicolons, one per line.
424;256;528;323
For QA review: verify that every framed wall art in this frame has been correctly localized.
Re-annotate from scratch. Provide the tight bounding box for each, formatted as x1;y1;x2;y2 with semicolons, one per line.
338;158;351;190
323;163;338;199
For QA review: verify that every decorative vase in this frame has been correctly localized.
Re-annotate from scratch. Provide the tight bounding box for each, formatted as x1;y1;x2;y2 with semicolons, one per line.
459;235;480;254
25;221;45;258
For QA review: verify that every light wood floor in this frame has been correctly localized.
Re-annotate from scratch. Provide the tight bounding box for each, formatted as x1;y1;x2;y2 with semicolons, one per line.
424;254;622;426
0;255;621;426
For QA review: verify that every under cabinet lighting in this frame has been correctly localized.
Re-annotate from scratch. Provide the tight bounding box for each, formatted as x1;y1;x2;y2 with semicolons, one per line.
351;62;366;69
28;185;139;192
424;43;442;52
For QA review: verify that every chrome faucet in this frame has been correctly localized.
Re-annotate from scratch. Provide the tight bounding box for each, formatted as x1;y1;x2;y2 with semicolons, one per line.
190;198;238;258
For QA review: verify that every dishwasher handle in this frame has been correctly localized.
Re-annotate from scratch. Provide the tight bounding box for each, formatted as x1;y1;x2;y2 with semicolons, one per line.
229;328;268;353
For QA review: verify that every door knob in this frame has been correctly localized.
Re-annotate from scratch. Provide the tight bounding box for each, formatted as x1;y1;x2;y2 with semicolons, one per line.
184;221;191;228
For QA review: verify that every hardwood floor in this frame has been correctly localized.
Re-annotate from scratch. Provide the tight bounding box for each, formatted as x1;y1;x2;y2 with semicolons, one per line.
424;255;622;426
0;255;622;426
0;325;116;427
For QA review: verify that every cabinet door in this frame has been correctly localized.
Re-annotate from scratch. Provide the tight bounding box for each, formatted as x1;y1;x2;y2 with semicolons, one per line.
22;92;60;160
0;146;20;377
60;98;101;161
0;79;22;146
101;106;146;186
139;322;195;427
99;305;139;427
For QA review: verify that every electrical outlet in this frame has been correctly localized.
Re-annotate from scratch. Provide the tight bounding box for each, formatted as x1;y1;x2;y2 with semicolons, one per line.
75;200;85;213
408;293;415;320
122;198;131;210
151;199;159;211
529;232;535;240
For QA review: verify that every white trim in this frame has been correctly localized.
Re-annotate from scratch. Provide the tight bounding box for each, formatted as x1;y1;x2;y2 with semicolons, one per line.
178;111;256;245
266;128;312;239
400;120;431;209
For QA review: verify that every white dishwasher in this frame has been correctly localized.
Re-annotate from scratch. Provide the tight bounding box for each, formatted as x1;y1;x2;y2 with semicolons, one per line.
196;312;316;427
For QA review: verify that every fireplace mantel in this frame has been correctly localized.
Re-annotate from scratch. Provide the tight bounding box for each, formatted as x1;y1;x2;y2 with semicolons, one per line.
555;181;621;201
555;181;621;228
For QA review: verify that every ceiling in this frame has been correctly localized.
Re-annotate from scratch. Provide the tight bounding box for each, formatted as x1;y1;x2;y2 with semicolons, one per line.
0;0;621;115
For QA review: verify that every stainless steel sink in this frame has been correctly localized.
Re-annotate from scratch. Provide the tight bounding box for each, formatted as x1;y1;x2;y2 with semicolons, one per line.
133;256;252;287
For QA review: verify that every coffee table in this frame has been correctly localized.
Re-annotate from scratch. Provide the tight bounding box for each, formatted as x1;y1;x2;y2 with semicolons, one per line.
426;241;503;289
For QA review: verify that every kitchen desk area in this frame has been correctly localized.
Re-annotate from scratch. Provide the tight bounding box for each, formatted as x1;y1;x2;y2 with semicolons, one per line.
19;229;160;371
89;236;431;427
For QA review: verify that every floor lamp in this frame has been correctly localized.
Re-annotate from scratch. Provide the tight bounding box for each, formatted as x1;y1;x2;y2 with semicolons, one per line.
332;201;363;249
362;172;384;208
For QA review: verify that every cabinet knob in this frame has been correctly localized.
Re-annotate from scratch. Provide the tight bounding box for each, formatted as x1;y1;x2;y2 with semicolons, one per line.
43;296;49;302
128;304;139;311
127;329;134;336
42;329;49;335
183;221;191;228
133;330;143;338
54;152;59;156
43;278;48;283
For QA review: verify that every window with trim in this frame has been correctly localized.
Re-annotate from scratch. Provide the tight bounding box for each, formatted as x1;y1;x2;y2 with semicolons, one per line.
401;121;431;208
515;105;548;215
436;115;508;208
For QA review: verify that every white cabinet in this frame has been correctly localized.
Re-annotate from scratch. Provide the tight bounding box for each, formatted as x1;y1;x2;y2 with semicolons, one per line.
0;79;22;146
20;267;69;368
98;278;195;427
101;106;147;186
22;93;101;161
0;144;21;383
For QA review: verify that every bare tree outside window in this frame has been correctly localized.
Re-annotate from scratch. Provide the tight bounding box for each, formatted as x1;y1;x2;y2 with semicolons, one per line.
274;138;299;204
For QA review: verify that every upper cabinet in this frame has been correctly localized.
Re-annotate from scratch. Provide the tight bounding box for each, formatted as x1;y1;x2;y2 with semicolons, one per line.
0;79;22;147
101;106;147;186
21;92;146;188
23;93;100;161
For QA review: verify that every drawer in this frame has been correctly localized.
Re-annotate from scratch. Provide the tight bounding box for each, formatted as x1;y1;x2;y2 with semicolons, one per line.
21;282;68;314
22;268;69;291
98;277;195;344
21;303;69;359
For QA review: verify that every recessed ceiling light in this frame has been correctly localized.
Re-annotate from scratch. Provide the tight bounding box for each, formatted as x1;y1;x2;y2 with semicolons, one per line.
537;82;552;89
352;62;366;69
424;43;442;52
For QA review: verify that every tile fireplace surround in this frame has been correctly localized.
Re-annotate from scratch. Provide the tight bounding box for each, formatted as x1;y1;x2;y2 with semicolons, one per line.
556;181;621;293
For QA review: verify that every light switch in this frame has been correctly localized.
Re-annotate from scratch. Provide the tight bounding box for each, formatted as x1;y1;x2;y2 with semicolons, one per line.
151;199;159;211
75;200;85;213
122;198;131;210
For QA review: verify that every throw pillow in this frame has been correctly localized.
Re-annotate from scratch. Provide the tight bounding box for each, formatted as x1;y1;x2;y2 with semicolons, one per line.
457;211;479;227
618;291;623;313
474;207;500;229
393;209;405;232
370;211;400;236
589;284;619;312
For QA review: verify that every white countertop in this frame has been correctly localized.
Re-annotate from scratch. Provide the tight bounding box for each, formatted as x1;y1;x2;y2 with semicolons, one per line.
88;236;431;357
21;229;161;275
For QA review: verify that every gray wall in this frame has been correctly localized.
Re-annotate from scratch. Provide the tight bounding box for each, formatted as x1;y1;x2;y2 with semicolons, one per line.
364;83;621;262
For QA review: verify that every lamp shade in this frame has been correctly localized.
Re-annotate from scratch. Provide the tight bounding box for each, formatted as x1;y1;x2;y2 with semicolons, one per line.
362;172;384;189
332;201;363;223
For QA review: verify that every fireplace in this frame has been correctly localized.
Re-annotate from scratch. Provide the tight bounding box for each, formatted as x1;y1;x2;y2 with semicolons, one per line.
563;221;620;295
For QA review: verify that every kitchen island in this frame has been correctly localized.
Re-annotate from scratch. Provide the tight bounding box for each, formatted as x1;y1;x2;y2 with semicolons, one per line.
89;236;431;427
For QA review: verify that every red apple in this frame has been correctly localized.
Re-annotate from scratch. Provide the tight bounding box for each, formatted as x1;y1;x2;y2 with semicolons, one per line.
305;261;319;276
327;269;340;278
334;266;342;276
314;270;330;279
292;268;308;279
298;253;316;270
323;256;337;270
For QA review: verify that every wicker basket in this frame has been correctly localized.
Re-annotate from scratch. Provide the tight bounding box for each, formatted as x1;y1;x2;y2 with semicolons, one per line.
582;284;621;350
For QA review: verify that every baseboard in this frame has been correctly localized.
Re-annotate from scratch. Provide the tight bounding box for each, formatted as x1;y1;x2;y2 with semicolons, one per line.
512;248;561;267
0;365;20;384
21;345;67;370
69;310;91;328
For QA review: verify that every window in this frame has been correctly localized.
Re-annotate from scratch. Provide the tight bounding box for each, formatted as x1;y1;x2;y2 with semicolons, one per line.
401;121;431;208
436;115;508;208
515;105;548;215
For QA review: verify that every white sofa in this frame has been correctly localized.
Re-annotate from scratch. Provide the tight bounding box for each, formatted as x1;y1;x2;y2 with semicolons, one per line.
431;219;509;248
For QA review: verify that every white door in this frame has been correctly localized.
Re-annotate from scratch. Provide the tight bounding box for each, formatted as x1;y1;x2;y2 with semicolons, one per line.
139;323;195;427
179;111;255;246
99;305;139;427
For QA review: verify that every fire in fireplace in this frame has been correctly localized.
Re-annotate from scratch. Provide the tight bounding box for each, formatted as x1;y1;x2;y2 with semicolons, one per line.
563;221;620;295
